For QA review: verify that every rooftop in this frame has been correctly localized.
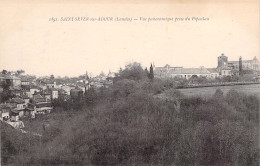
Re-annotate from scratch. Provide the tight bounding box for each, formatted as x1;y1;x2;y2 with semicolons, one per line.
155;66;211;75
206;68;219;73
8;98;25;104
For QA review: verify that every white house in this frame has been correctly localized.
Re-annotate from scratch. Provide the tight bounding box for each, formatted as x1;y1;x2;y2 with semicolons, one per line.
221;69;232;76
207;68;220;78
61;85;75;95
0;104;11;121
154;65;211;79
50;88;59;99
29;85;41;98
7;98;26;117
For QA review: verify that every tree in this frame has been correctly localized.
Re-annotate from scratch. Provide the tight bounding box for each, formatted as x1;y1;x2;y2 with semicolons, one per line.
189;75;198;84
2;69;7;75
239;56;242;75
85;71;89;80
0;80;13;103
231;75;239;82
16;70;25;75
149;64;154;80
115;62;147;81
165;89;183;113
50;74;55;80
222;76;232;82
144;67;149;78
213;89;224;101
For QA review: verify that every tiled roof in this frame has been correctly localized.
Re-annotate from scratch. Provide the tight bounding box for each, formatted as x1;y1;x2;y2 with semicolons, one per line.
228;60;254;64
229;58;259;64
25;107;34;111
43;89;52;94
70;89;83;92
155;67;167;70
168;67;210;75
21;85;30;90
30;85;41;90
33;94;44;100
11;76;21;80
206;68;219;73
36;103;52;108
28;103;35;108
155;67;213;76
34;91;42;95
3;103;17;109
20;94;30;99
34;98;48;103
0;104;12;111
21;78;29;82
11;110;19;114
0;74;12;79
45;80;55;84
49;88;58;91
9;98;25;104
228;61;239;64
58;89;66;93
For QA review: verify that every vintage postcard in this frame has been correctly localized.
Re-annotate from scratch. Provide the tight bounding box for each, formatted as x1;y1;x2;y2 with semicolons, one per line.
0;0;259;165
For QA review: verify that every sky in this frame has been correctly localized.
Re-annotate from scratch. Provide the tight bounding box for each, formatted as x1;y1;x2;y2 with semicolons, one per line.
0;0;259;77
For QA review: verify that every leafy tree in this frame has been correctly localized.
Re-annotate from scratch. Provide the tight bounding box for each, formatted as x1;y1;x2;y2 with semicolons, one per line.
189;75;198;83
231;75;239;82
50;74;55;80
2;69;7;74
16;70;25;75
144;67;149;78
0;80;14;102
149;64;154;80
114;62;147;81
1;62;259;166
222;76;232;82
213;89;224;101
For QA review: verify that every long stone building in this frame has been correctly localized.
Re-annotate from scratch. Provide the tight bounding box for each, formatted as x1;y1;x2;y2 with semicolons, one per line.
154;65;219;79
154;54;259;79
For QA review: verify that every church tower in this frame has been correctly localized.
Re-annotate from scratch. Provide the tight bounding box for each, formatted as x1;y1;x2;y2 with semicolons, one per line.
217;53;228;69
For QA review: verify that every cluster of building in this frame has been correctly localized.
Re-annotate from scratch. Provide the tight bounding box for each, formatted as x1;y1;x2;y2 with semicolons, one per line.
0;71;116;125
154;54;260;79
216;54;259;76
1;55;258;125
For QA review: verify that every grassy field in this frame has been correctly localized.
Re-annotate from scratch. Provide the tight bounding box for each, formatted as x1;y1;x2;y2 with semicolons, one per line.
178;84;260;98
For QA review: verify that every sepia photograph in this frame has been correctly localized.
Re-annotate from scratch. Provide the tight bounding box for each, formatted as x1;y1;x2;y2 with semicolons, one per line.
0;0;259;165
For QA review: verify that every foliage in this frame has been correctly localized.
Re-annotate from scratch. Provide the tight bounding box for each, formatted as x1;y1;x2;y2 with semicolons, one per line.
1;63;259;166
16;69;25;75
114;62;148;82
0;80;14;103
148;64;154;80
2;69;7;74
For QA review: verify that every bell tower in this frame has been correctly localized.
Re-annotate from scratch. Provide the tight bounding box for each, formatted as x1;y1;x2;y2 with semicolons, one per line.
217;53;228;69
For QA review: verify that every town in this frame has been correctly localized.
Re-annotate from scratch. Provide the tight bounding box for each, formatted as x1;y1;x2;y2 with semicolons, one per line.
0;68;115;128
1;54;259;130
1;1;259;165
